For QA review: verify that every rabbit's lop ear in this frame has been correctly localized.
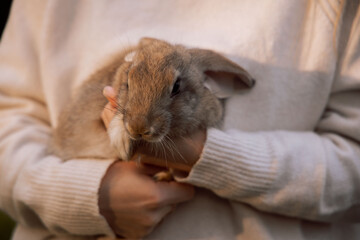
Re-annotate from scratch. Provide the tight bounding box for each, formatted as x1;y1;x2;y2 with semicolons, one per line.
189;49;255;98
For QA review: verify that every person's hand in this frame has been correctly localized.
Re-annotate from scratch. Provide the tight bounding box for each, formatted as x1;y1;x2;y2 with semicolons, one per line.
101;86;117;129
100;87;195;238
101;86;206;172
98;161;195;239
134;129;206;172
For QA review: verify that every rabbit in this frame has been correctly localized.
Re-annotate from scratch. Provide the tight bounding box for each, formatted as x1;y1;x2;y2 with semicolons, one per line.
51;37;255;177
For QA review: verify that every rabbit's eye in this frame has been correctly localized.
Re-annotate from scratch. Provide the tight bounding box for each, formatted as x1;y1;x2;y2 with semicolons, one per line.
171;78;181;97
122;82;129;90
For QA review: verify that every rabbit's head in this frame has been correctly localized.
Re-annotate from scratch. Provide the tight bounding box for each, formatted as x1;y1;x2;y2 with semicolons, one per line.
113;38;255;143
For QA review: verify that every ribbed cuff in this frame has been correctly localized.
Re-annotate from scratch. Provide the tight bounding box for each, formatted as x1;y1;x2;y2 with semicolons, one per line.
176;128;278;199
21;156;116;237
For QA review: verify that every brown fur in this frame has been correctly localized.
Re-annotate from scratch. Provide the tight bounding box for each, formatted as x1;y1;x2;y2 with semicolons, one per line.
51;38;254;161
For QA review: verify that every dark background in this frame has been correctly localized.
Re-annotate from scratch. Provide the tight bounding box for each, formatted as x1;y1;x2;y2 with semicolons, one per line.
0;2;17;240
0;0;12;39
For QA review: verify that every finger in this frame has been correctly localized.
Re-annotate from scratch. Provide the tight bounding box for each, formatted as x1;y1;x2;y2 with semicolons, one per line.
137;163;168;176
155;181;195;206
103;102;115;116
100;110;108;129
138;152;192;172
132;155;168;176
101;103;115;129
151;204;174;222
103;86;117;107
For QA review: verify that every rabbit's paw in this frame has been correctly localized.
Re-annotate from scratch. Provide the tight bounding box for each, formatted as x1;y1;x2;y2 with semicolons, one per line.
153;170;174;182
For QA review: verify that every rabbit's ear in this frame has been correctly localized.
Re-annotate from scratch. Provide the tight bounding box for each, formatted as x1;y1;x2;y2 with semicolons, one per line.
189;49;255;98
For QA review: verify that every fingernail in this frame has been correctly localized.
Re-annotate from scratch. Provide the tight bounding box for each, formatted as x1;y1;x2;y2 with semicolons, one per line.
103;86;112;96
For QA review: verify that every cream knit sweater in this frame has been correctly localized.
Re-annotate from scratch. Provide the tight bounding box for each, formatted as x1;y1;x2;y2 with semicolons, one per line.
1;0;360;239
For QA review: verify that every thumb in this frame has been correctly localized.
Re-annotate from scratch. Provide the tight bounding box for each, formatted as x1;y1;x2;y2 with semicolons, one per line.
103;86;117;107
155;181;195;206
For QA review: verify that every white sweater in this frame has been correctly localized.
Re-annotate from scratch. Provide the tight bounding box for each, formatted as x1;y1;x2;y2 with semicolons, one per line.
1;0;360;239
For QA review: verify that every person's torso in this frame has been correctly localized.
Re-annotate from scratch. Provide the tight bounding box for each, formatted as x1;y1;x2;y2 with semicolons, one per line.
38;1;349;239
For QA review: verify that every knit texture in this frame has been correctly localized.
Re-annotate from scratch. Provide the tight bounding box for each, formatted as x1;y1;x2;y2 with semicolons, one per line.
180;129;277;198
1;0;360;239
18;157;115;236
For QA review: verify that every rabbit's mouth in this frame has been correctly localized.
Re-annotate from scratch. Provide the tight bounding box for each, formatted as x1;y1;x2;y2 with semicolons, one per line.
127;129;166;143
123;111;171;143
124;120;169;143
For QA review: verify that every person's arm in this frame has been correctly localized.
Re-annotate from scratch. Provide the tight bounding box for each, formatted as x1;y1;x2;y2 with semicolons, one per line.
0;0;116;236
0;2;195;239
128;6;360;222
177;7;360;222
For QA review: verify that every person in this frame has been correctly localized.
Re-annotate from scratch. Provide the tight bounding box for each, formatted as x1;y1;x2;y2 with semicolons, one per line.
1;0;360;239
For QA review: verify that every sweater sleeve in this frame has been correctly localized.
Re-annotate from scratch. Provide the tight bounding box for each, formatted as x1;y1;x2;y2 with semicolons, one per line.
0;0;115;237
178;6;360;222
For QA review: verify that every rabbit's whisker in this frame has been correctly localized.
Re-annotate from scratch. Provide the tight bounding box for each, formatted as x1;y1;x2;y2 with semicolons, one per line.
165;135;186;164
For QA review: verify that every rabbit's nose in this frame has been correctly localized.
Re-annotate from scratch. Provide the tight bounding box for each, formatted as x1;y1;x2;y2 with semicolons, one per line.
126;115;152;140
